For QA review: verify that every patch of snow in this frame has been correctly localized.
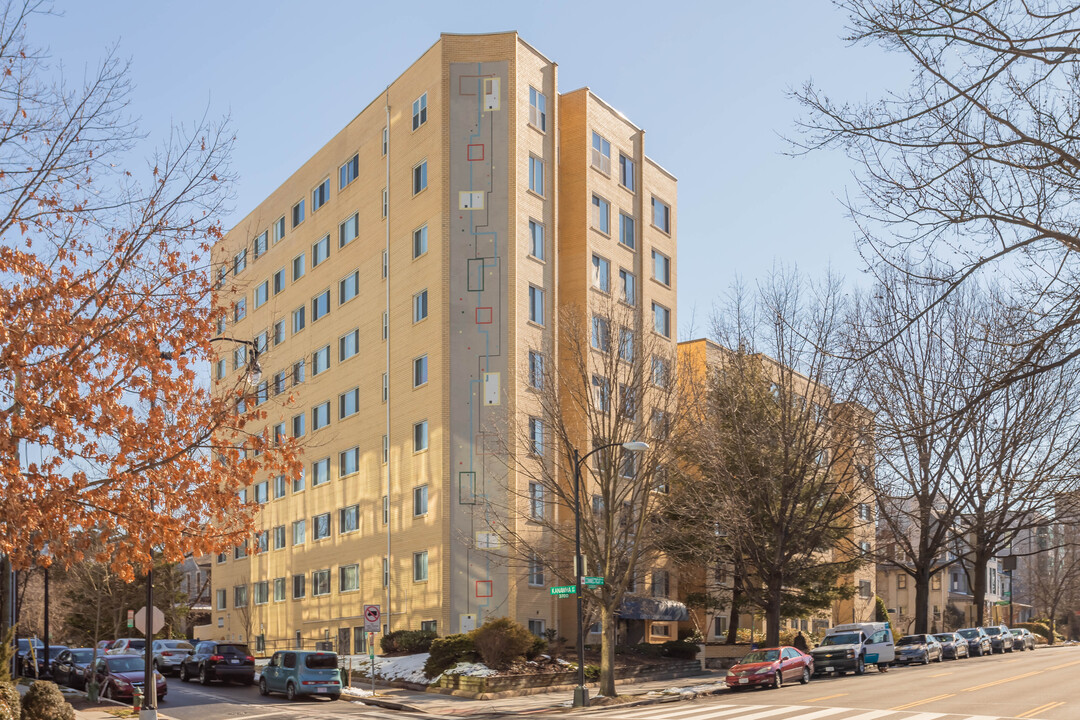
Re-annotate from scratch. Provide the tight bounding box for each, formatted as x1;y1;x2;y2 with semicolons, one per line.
441;661;498;678
341;653;432;684
342;686;375;697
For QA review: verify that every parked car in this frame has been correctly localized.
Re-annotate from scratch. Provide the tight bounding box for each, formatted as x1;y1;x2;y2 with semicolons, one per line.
95;640;114;653
983;624;1014;653
15;638;43;677
895;634;943;665
725;646;813;689
84;655;167;701
20;643;68;678
259;650;343;700
52;648;96;689
809;622;895;675
152;640;194;674
178;641;255;685
957;627;993;656
933;632;970;659
1009;628;1036;651
107;638;147;656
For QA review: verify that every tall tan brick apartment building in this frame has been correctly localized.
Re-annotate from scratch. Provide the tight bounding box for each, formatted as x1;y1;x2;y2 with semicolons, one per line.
209;32;677;652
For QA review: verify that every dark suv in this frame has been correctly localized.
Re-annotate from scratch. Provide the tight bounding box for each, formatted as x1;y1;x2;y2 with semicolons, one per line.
177;641;254;685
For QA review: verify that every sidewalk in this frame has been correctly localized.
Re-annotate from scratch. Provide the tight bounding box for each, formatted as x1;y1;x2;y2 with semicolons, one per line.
351;671;729;716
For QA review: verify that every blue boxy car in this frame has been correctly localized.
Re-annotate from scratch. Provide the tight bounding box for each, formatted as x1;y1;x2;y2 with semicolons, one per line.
259;650;342;701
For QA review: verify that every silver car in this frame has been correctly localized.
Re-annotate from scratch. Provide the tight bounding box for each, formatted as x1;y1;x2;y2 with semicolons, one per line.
152;639;194;674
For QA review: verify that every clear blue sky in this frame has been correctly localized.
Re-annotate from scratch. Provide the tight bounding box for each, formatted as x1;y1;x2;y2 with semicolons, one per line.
36;0;906;338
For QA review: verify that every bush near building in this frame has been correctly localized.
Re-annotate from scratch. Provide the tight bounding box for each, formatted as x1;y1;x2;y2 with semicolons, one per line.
380;629;438;654
424;634;479;678
0;682;19;720
19;681;73;720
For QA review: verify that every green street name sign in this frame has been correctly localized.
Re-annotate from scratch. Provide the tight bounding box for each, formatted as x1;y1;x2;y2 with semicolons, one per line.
550;585;576;596
582;576;605;587
995;600;1010;606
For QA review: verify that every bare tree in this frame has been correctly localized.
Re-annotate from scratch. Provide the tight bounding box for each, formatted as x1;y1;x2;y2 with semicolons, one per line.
667;269;867;647
485;300;680;697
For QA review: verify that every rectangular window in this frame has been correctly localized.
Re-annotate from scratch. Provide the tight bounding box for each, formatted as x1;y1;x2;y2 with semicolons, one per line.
652;249;671;285
413;551;428;581
273;319;286;347
292;199;305;227
529;86;546;132
619;328;635;362
292;359;306;385
233;298;246;323
234;585;248;608
292;305;306;334
215;589;226;610
216;265;227;290
292;467;305;493
620;383;638;419
529;482;544;519
382;126;388;155
381;187;388;218
413;289;428;322
273;267;286;295
383;435;389;463
312;457;330;486
313;401;330;430
528;350;543;389
591;131;612;173
651;570;669;598
291;413;306;438
591;316;611;351
383;310;388;340
412;160;428;195
592;375;611;412
292;573;305;599
338;213;358;248
529;417;544;456
413;485;428;516
312;569;331;596
234;542;247;560
619;213;635;249
253;231;268;260
592;195;610;234
339;387;359;419
653;302;671;338
312;179;330;213
254;280;268;308
382;495;389;524
292;519;305;545
214;359;226;381
234;249;247;275
413;225;428;258
292;253;305;281
339;504;360;533
339;446;359;477
339;271;359;304
254;331;268;354
312;345;330;376
619;153;635;191
652;196;670;233
272;524;286;549
412;92;427;130
254;481;269;504
592;254;610;292
273;216;286;245
529;285;544;325
382;249;388;278
529;619;546;637
529;156;544;195
312;235;329;267
312;290;330;321
413;355;428;387
529;220;544;260
382;373;388;402
340;564;359;592
274;577;286;602
414;420;428;452
528;555;545;586
339;154;359;189
339;329;359;361
383;557;389;587
619;269;636;305
254;580;269;605
313;513;331;541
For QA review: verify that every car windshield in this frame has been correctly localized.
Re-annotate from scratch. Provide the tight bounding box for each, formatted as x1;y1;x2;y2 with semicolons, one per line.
958;629;980;638
71;650;95;662
217;644;250;656
820;633;860;646
933;635;954;643
1010;629;1023;635
984;627;1001;635
47;647;67;658
107;657;143;673
897;636;924;646
740;650;780;663
304;653;338;669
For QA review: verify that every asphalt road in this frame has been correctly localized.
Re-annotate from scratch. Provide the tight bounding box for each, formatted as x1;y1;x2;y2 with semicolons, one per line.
562;645;1080;720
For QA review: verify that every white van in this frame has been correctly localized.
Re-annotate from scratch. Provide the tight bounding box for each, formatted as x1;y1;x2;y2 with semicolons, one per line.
809;622;895;675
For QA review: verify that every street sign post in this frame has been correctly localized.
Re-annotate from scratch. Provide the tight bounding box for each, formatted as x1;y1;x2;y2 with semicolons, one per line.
363;604;381;632
127;609;134;629
581;576;605;587
133;606;165;636
550;585;576;598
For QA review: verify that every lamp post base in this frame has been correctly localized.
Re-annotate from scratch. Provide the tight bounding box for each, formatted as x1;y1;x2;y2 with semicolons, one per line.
138;709;158;720
573;686;590;708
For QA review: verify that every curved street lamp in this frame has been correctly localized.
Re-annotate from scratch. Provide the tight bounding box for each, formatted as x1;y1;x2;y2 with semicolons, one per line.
570;440;649;708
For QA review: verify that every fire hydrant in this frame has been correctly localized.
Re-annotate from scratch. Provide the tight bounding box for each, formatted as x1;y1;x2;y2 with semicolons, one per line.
133;686;143;712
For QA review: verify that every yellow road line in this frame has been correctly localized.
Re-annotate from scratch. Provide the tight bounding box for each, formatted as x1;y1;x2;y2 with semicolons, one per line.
962;669;1041;692
804;693;848;702
1017;700;1065;718
928;671;953;677
1046;658;1080;671
891;693;955;710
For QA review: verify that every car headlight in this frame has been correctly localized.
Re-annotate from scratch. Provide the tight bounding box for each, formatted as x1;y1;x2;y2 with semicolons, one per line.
846;649;855;658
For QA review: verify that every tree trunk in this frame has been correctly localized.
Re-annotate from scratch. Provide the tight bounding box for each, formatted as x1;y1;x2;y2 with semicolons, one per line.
726;578;742;644
599;603;617;697
765;582;782;647
1048;599;1058;646
913;568;930;634
972;553;989;627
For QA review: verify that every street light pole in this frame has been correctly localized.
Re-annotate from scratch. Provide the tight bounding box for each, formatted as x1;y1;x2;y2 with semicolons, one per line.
570;440;649;708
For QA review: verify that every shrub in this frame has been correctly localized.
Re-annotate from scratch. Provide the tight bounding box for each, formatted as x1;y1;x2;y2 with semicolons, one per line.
423;634;477;678
660;640;700;660
875;596;891;626
19;681;73;720
1015;622;1056;643
678;627;704;643
525;635;547;660
471;617;534;670
0;682;20;720
584;664;600;680
380;629;438;654
633;642;664;658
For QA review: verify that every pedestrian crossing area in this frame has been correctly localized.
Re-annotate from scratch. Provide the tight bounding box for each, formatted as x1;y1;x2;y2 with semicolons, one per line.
583;701;1045;720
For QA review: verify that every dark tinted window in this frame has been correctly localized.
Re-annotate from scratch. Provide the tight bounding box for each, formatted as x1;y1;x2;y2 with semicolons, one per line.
896;636;923;645
933;634;953;643
984;627;1001;635
304;653;338;669
283;652;296;669
958;629;979;638
126;640;146;650
217;644;250;655
47;647;67;658
71;650;95;663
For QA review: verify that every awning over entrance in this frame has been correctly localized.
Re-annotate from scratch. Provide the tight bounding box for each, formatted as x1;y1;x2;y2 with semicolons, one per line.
618;595;689;622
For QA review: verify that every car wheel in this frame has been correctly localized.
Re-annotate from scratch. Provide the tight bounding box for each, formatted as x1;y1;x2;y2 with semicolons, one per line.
773;671;783;689
801;667;810;685
327;694;340;701
259;678;269;696
286;682;297;701
935;650;943;662
922;651;930;665
103;683;114;700
855;656;866;675
199;666;210;685
179;663;189;682
1006;645;1014;653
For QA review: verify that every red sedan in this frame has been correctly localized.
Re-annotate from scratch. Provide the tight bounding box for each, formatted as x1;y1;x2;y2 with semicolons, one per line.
726;646;814;689
84;655;167;702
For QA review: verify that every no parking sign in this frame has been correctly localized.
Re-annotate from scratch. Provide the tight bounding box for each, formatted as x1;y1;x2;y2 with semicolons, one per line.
364;604;381;633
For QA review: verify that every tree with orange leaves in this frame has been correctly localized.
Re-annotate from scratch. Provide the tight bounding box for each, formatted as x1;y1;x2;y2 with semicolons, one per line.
0;1;298;580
